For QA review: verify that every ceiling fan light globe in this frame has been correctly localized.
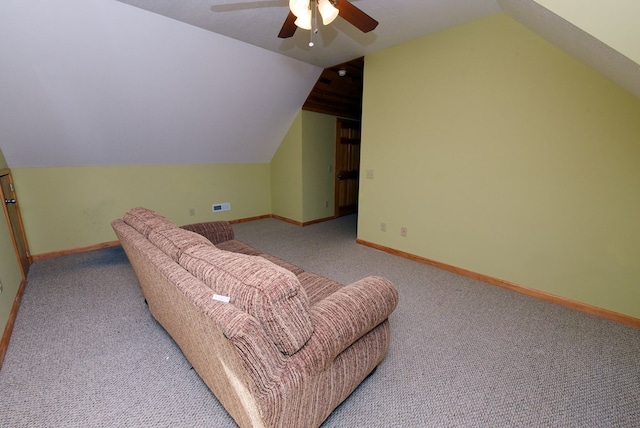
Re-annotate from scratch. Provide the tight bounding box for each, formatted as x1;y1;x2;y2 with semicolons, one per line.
289;0;310;18
318;0;339;25
294;12;312;30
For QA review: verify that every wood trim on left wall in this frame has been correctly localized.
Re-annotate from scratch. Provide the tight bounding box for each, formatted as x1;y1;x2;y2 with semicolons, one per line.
0;278;26;370
31;240;121;262
30;217;273;261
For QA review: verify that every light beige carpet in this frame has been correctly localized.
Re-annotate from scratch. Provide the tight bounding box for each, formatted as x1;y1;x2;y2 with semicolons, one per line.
1;215;638;427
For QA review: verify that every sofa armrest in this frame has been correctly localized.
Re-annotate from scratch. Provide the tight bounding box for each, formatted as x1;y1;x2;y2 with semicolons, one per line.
296;276;398;369
181;221;234;245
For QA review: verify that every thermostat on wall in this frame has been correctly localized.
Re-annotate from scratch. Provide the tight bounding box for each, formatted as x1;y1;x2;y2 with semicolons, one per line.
212;202;231;212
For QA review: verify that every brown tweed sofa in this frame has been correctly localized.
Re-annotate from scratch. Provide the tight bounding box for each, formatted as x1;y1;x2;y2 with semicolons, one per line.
111;207;398;428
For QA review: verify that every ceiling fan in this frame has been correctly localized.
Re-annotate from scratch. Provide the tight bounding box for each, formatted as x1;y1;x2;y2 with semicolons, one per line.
278;0;378;40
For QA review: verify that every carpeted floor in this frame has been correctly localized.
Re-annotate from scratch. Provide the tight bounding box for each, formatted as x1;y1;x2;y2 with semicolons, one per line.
1;215;639;427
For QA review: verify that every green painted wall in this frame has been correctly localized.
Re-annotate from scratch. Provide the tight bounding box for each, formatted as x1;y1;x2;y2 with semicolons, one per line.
12;163;271;255
0;148;23;341
302;111;335;222
271;111;304;222
271;110;336;223
12;109;333;257
359;14;640;318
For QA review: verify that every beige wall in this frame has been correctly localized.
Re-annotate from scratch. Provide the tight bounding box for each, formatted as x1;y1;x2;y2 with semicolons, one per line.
13;110;334;256
271;112;304;222
271;110;336;223
359;14;640;318
301;111;336;222
13;163;271;255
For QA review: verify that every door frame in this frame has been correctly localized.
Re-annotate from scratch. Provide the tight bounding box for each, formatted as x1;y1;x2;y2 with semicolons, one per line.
333;118;362;218
0;168;31;280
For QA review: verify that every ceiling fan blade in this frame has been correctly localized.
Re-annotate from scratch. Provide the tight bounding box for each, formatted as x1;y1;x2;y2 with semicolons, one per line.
278;10;298;38
335;0;378;33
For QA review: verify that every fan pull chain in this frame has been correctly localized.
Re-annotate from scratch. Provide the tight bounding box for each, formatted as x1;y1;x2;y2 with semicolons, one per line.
309;0;318;47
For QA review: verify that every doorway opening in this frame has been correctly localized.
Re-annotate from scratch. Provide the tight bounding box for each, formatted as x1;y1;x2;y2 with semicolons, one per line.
334;118;361;217
302;57;364;221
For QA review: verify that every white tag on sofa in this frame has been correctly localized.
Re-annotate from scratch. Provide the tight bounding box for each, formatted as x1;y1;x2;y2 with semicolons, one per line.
212;294;230;303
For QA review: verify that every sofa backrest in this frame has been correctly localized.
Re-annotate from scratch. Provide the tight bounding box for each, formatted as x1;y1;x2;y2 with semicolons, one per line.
122;207;214;261
121;207;314;356
123;207;175;237
179;245;314;356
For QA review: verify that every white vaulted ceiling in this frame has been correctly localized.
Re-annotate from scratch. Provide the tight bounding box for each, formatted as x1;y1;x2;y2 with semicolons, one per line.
115;0;502;68
1;0;638;168
0;0;322;167
115;0;640;97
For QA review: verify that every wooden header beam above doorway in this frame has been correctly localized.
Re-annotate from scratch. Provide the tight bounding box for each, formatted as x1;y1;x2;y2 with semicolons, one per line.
303;57;364;120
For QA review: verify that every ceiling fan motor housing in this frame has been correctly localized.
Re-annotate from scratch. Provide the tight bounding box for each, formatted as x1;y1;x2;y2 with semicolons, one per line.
279;0;379;39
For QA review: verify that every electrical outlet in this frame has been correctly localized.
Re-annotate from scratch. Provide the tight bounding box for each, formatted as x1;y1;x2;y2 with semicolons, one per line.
189;208;196;216
366;169;374;179
401;227;407;237
325;200;329;208
380;222;386;232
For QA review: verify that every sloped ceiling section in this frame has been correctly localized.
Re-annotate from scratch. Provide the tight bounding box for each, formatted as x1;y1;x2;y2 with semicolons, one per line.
2;0;639;168
0;0;321;167
117;0;502;68
498;0;640;99
116;0;640;98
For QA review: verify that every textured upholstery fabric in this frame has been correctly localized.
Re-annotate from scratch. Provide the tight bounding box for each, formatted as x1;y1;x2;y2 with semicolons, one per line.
112;208;398;428
258;254;305;276
216;239;261;255
215;240;305;275
123;207;175;237
179;245;314;356
181;221;235;245
148;227;216;262
297;271;343;306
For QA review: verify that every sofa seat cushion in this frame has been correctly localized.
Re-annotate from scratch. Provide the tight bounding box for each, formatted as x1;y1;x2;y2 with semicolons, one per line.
297;272;343;306
180;221;234;245
258;254;304;276
123;207;175;237
179;246;314;356
216;239;261;255
215;240;304;275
